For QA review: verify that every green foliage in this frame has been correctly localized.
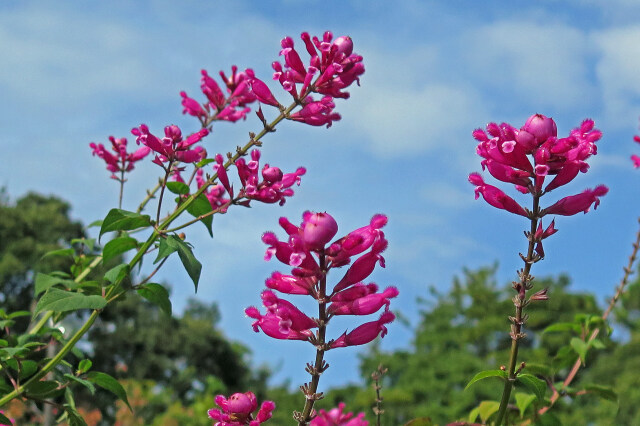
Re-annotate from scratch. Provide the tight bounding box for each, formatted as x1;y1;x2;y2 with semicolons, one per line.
99;209;152;239
155;235;202;291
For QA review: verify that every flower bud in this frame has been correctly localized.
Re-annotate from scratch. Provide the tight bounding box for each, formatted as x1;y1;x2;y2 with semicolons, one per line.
302;211;338;250
522;114;557;143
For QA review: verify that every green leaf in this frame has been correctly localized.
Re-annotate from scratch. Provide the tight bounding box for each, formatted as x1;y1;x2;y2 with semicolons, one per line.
516;373;547;401
64;405;88;426
166;181;191;195
590;338;606;350
104;264;130;285
155;236;201;291
543;322;581;333
535;411;562;426
18;360;38;379
78;359;93;374
71;237;96;252
524;363;553;377
41;248;75;259
570;337;588;364
99;208;152;238
25;380;60;397
468;406;480;423
102;236;138;264
583;384;618;402
185;192;214;237
35;288;107;315
465;369;507;390
477;400;500;423
137;283;172;316
87;371;131;411
0;412;12;425
7;310;30;319
64;373;96;395
88;219;103;228
515;392;537;418
0;347;31;358
35;273;78;296
196;158;216;168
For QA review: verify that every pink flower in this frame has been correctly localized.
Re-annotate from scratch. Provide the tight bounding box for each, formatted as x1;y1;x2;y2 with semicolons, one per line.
631;117;640;168
131;124;208;167
330;311;395;348
469;173;528;217
542;185;609;216
302;211;339;250
309;403;368;426
207;392;275;425
89;136;150;179
289;96;341;128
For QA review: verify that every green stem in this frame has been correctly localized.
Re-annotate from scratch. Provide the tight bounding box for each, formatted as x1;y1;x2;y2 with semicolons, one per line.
494;196;540;425
137;180;162;214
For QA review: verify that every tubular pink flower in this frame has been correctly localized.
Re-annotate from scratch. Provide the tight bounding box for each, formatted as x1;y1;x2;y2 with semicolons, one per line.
245;306;314;341
330;283;378;302
330;311;395;349
328;286;398;316
333;239;387;293
261;290;317;332
469;173;528;217
309;402;368;426
542;185;609;216
246;71;281;107
180;91;207;119
289;96;341;128
201;69;226;109
266;271;313;295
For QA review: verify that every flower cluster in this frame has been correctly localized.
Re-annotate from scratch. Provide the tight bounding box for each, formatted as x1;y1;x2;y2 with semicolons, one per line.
187;148;306;211
246;211;397;349
245;31;365;128
207;392;275;426
89;136;150;179
180;66;257;124
469;114;608;252
131;124;208;167
309;403;368;426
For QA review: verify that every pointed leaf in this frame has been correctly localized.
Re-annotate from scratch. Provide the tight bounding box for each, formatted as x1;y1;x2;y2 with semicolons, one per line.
99;208;152;238
166;181;191;195
157;236;201;291
104;264;130;285
18;360;38;380
465;369;507;390
41;248;75;259
87;371;131;411
35;288;107;315
516;373;547;401
35;273;78;296
154;237;178;264
185;192;214;237
523;362;553;377
477;400;500;423
543;322;581;333
64;406;88;426
196;158;216;168
64;374;96;395
137;283;172;316
102;236;138;264
570;337;588;364
590;338;606;350
583;384;618;402
25;380;60;397
515;392;537;418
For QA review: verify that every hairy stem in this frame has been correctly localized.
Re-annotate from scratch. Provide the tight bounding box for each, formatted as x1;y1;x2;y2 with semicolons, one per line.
495;196;540;425
299;253;328;425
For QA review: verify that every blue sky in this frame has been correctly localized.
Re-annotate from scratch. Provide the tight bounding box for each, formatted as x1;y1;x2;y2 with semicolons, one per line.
2;0;640;390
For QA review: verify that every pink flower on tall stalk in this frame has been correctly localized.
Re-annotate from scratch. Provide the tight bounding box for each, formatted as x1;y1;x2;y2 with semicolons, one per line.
246;211;397;348
207;391;275;425
89;136;150;179
309;402;368;426
469;114;607;229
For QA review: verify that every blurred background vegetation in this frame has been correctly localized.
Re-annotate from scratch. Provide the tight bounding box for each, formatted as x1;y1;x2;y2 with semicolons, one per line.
1;190;637;425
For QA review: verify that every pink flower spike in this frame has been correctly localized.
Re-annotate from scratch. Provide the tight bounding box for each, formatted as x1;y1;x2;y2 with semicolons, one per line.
207;392;275;425
330;311;395;348
468;173;528;217
542;185;608;216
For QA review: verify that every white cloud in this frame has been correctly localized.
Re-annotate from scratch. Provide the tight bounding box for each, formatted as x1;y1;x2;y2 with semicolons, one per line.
461;21;592;111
